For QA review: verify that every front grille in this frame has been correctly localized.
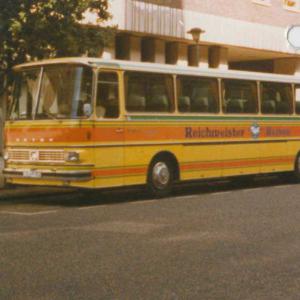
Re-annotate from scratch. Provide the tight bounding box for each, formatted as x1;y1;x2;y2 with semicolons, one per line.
8;150;65;163
8;150;30;161
39;151;65;162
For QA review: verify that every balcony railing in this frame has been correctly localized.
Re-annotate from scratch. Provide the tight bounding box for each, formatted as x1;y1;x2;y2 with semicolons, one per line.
125;0;185;38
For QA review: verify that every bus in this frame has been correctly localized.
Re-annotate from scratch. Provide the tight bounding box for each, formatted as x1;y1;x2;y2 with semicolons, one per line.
3;57;300;197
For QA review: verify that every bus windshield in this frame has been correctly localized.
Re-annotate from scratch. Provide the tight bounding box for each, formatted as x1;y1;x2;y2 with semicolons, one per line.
9;65;93;120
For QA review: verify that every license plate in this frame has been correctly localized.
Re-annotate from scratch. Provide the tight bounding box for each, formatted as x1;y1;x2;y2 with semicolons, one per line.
23;170;42;178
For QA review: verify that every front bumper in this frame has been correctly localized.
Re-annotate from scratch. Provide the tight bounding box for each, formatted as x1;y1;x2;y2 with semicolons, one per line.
4;168;92;182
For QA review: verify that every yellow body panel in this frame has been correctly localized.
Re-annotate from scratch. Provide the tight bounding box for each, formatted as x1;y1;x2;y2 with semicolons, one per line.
181;144;221;180
4;118;300;189
220;143;260;177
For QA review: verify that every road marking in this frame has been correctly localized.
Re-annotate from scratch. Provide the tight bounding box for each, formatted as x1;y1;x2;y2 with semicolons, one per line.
210;191;232;196
129;199;157;205
274;185;293;189
242;188;263;193
284;184;296;189
178;195;199;200
77;206;98;210
0;210;57;216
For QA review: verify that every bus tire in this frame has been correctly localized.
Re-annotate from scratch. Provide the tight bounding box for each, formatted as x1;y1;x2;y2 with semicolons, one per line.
147;157;174;198
294;153;300;181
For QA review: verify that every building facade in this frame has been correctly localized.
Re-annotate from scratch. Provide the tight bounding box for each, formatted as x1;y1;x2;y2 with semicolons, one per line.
86;0;300;75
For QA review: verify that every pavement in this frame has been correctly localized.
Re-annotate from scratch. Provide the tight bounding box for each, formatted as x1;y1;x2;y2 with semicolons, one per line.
1;177;300;300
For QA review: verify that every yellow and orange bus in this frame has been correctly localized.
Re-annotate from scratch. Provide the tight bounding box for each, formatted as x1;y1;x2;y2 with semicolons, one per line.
3;57;300;196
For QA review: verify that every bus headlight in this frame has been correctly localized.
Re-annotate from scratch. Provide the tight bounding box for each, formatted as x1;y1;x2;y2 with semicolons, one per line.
65;151;80;162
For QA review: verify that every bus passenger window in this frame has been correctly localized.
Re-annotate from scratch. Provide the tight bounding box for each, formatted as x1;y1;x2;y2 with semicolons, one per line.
177;76;219;113
125;72;174;112
222;79;257;114
295;85;300;114
96;73;119;118
261;82;292;115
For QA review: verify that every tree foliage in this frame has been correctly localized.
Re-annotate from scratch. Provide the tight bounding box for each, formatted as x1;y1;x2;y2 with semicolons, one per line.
0;0;114;94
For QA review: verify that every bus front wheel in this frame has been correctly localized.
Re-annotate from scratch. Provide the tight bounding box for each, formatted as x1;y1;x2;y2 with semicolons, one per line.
147;158;174;198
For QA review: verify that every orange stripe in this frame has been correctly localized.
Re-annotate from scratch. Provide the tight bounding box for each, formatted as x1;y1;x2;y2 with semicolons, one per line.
182;156;294;171
6;125;300;144
91;157;293;178
92;166;147;177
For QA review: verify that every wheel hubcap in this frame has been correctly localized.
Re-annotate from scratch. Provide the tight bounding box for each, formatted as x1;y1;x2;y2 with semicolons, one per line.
152;162;170;189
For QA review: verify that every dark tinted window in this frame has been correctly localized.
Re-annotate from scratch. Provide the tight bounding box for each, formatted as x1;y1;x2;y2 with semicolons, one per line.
261;82;292;114
125;72;174;112
96;72;119;118
177;76;219;113
223;79;258;114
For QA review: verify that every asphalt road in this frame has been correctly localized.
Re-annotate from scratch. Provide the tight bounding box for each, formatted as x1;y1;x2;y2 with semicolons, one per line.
1;176;300;300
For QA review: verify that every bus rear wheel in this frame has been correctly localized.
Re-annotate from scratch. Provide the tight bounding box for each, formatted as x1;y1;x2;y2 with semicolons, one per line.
147;158;174;198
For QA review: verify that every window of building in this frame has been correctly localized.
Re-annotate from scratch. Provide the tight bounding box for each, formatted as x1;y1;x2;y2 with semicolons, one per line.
125;72;174;113
222;79;258;114
283;0;300;11
177;76;219;113
260;82;293;114
96;72;119;118
295;85;300;114
252;0;271;6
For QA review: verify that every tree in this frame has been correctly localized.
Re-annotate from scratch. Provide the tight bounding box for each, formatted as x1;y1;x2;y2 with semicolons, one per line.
0;0;114;95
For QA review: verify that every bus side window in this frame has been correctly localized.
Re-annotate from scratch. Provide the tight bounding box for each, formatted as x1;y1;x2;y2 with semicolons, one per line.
96;72;119;118
177;76;219;113
295;85;300;114
125;72;174;113
222;79;258;114
125;74;146;112
261;82;292;115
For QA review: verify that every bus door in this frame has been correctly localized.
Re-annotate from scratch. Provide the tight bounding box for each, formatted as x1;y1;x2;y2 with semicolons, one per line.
221;79;260;177
94;71;124;187
259;82;293;174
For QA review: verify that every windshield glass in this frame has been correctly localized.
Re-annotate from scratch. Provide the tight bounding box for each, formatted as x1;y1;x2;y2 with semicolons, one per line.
10;69;41;120
9;65;93;120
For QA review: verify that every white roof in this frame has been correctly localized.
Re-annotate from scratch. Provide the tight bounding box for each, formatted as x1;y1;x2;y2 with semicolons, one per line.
14;57;300;84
